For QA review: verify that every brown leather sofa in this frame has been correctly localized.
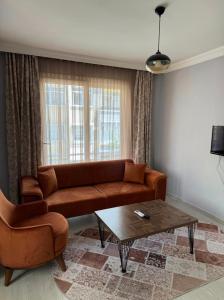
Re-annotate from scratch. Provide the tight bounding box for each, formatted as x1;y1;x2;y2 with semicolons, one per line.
21;159;167;218
0;190;68;286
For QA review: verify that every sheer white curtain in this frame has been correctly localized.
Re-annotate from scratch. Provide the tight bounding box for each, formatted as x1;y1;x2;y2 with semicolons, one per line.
39;58;135;165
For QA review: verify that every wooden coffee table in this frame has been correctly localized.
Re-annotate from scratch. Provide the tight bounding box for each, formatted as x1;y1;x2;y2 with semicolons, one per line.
95;199;198;273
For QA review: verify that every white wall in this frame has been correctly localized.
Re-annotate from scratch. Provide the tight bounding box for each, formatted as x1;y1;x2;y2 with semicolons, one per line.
153;56;224;220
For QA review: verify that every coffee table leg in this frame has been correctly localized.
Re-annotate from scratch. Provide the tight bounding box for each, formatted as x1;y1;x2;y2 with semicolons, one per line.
118;241;132;273
188;224;195;254
97;218;105;248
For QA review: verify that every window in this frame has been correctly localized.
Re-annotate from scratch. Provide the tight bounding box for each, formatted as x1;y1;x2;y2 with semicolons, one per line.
42;81;123;164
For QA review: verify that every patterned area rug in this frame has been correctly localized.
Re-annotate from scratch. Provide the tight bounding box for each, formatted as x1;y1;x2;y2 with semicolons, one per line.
52;222;224;300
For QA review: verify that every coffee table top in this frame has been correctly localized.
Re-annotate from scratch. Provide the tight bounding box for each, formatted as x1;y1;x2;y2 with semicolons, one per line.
95;200;198;242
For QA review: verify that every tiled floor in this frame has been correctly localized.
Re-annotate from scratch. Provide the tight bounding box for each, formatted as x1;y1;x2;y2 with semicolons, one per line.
1;196;224;300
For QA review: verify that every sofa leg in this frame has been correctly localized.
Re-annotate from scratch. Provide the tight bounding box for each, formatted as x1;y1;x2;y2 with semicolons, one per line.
5;268;13;286
56;254;66;272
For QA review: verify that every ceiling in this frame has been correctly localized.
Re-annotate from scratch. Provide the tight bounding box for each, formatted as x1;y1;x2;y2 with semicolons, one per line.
0;0;224;70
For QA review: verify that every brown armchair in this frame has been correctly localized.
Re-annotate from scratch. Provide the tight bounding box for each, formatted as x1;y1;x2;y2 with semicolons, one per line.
0;190;69;286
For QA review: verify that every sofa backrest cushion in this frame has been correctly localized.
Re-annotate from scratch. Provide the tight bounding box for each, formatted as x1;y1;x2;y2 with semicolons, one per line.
38;159;133;189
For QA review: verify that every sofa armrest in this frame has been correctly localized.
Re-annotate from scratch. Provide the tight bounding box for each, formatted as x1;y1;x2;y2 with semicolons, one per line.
20;176;43;203
145;168;167;201
14;200;48;224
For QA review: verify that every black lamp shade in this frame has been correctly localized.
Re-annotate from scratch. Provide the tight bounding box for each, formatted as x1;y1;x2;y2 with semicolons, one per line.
146;51;171;73
211;126;224;156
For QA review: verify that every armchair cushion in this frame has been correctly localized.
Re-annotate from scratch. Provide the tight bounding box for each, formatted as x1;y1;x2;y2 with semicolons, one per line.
123;162;146;184
38;167;58;198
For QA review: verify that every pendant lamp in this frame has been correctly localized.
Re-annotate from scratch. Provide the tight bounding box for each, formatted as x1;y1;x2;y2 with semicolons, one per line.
145;6;171;73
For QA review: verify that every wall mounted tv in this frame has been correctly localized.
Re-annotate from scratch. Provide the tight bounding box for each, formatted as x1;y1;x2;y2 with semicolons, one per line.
211;126;224;156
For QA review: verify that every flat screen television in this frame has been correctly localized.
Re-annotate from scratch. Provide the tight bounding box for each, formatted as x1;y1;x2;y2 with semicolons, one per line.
211;126;224;156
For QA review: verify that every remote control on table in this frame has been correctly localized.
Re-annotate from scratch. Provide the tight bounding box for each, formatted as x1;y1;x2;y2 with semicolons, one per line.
134;210;150;219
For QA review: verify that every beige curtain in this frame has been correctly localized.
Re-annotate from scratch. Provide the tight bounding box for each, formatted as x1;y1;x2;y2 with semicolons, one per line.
4;53;41;202
39;58;135;165
132;70;153;165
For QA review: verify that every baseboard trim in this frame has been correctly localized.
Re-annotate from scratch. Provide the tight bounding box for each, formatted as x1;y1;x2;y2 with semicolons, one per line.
167;192;224;225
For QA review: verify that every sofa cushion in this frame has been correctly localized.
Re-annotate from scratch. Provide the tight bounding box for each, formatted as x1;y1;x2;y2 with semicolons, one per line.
123;162;146;184
95;181;155;207
38;159;133;189
38;167;58;198
14;212;68;255
46;186;108;218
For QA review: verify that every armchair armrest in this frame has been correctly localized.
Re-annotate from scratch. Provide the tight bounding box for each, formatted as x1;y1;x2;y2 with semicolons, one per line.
14;200;48;224
0;222;55;268
145;168;167;201
20;176;43;203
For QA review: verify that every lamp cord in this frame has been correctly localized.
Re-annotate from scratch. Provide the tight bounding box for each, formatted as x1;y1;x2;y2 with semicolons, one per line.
157;15;161;52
